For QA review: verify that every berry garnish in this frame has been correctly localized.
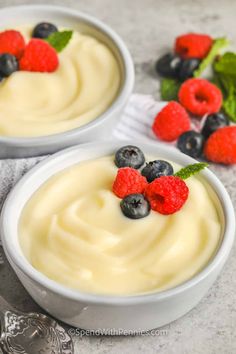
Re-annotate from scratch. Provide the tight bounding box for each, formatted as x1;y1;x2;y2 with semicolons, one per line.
177;131;204;158
46;30;73;53
141;160;174;182
178;58;201;81
175;33;213;59
152;101;191;142
145;176;189;215
0;54;18;77
113;167;147;199
204;126;236;164
201;112;229;139
114;145;145;169
32;22;58;39
178;78;222;116
0;30;25;59
155;53;182;79
174;162;208;179
120;194;150;219
19;39;59;73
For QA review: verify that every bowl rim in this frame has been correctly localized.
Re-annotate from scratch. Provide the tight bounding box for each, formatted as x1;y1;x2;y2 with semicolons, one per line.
1;140;235;305
0;4;134;144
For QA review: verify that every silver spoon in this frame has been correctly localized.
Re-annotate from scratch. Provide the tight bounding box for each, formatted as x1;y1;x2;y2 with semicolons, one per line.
0;295;74;353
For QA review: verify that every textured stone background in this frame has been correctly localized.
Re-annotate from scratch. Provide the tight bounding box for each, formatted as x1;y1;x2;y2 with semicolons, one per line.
0;0;236;353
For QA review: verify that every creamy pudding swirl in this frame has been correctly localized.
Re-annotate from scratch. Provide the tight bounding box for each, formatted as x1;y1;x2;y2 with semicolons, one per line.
0;26;120;137
19;156;222;295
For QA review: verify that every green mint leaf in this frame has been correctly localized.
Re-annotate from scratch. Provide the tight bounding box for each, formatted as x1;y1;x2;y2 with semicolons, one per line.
47;30;73;52
223;84;236;121
194;37;229;77
211;72;226;93
213;55;236;122
214;51;236;76
175;163;209;180
160;78;181;101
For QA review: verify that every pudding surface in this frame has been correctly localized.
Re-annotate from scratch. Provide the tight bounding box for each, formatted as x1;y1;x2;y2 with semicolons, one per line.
19;156;222;295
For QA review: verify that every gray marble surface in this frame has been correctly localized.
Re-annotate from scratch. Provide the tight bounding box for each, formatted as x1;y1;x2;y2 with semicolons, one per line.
0;0;236;353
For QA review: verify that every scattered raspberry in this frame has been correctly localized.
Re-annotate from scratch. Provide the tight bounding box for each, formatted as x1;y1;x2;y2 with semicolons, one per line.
0;30;25;59
204;126;236;165
113;168;148;199
179;78;222;116
19;39;59;73
145;176;189;215
175;33;213;59
152;101;191;142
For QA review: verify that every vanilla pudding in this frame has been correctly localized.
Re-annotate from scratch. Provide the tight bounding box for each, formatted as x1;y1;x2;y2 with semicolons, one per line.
19;155;222;295
0;26;120;137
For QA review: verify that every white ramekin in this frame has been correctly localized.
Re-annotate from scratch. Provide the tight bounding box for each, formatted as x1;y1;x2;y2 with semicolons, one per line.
0;5;134;158
1;141;235;331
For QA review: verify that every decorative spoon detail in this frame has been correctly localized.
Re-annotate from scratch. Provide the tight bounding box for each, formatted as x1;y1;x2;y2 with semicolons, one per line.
0;296;74;354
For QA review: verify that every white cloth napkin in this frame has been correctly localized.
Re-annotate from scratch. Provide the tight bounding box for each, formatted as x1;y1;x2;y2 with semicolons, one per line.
113;93;167;142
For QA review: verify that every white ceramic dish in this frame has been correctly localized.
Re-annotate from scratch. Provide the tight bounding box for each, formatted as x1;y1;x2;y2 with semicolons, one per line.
1;141;235;331
0;5;134;158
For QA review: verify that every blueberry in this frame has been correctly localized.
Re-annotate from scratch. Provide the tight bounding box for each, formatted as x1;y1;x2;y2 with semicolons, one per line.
201;112;229;139
178;58;201;81
0;54;18;77
120;194;150;219
32;22;58;39
141;160;174;182
115;145;145;169
177;131;204;158
155;53;182;78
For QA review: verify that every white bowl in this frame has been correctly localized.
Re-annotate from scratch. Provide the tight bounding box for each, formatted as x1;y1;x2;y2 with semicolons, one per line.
0;5;134;158
1;141;235;331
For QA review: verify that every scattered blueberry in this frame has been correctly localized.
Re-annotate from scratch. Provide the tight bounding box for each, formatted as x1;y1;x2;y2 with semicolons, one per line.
201;112;229;139
155;53;182;79
141;160;174;182
178;58;201;81
32;22;58;39
0;54;18;77
115;145;145;169
177;131;204;158
120;194;151;219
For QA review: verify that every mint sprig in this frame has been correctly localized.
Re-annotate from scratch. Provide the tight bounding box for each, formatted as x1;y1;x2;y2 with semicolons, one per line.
213;52;236;121
214;51;236;75
47;30;73;52
174;163;208;180
160;78;181;101
194;37;229;77
223;87;236;121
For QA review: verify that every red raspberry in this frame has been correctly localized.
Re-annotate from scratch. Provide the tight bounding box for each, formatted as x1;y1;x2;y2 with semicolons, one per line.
204;126;236;165
179;78;222;117
0;30;25;59
175;33;213;59
145;176;189;215
19;39;59;73
113;167;148;199
152;101;191;142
